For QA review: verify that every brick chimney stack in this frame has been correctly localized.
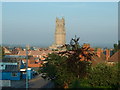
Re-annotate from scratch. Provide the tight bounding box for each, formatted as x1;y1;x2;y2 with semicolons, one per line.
97;48;102;58
106;49;110;60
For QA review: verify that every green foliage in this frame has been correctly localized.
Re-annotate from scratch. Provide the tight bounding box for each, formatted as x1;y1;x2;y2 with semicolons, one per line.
113;40;120;53
0;46;2;59
40;53;72;87
88;63;119;88
113;44;118;53
0;46;4;59
70;35;80;50
69;79;81;88
118;41;120;49
40;36;119;88
40;36;94;88
40;51;92;88
69;63;120;88
65;44;71;51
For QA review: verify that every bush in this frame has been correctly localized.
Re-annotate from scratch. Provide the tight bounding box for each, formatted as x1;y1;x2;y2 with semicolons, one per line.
88;63;119;88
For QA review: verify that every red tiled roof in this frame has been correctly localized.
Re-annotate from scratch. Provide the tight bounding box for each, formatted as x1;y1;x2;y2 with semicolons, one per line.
30;51;42;55
11;50;19;55
28;64;42;68
91;53;106;66
18;50;31;56
29;50;53;56
108;50;120;62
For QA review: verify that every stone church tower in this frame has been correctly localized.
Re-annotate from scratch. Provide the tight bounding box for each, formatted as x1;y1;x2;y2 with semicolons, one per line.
49;17;66;49
55;17;66;46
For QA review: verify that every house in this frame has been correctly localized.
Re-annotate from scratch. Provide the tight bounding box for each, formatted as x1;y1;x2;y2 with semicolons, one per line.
18;60;37;79
11;48;19;55
0;62;21;80
90;48;120;66
3;47;11;55
17;50;53;60
17;50;52;67
91;53;106;66
77;45;107;66
1;58;36;80
17;50;30;56
22;58;42;68
20;68;35;80
107;50;120;65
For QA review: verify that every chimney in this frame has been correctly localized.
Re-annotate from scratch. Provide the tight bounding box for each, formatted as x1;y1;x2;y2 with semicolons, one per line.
106;49;110;60
97;48;101;58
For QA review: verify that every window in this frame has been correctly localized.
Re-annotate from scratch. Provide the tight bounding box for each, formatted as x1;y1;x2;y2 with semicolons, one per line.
0;65;5;70
11;72;18;77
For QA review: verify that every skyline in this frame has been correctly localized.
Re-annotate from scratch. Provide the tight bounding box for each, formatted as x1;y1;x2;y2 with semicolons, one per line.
2;2;118;48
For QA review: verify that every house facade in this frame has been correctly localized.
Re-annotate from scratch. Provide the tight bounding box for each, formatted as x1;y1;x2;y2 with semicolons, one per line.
0;62;21;80
20;68;35;79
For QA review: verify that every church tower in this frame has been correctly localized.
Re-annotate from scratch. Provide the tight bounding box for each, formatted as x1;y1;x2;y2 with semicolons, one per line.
55;17;66;46
49;17;66;49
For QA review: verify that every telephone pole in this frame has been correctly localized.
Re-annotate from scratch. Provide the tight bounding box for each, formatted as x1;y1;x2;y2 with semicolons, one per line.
26;45;29;89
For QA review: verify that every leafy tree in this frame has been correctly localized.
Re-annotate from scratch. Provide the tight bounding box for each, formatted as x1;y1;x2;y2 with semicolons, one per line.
41;37;120;88
69;79;81;88
70;35;80;50
0;46;5;59
62;35;80;51
113;40;120;53
0;46;2;59
88;63;119;88
69;63;120;88
40;36;94;88
118;40;120;49
40;53;75;88
114;44;118;53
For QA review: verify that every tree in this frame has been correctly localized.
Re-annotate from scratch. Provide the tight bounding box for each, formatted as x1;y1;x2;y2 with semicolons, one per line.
70;35;80;50
88;63;119;88
114;44;118;53
0;46;5;59
62;35;80;51
113;40;120;53
40;36;120;88
40;53;75;88
40;36;95;88
118;40;120;49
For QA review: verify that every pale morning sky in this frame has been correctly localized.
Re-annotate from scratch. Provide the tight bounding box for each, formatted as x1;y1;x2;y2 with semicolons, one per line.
1;2;118;48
